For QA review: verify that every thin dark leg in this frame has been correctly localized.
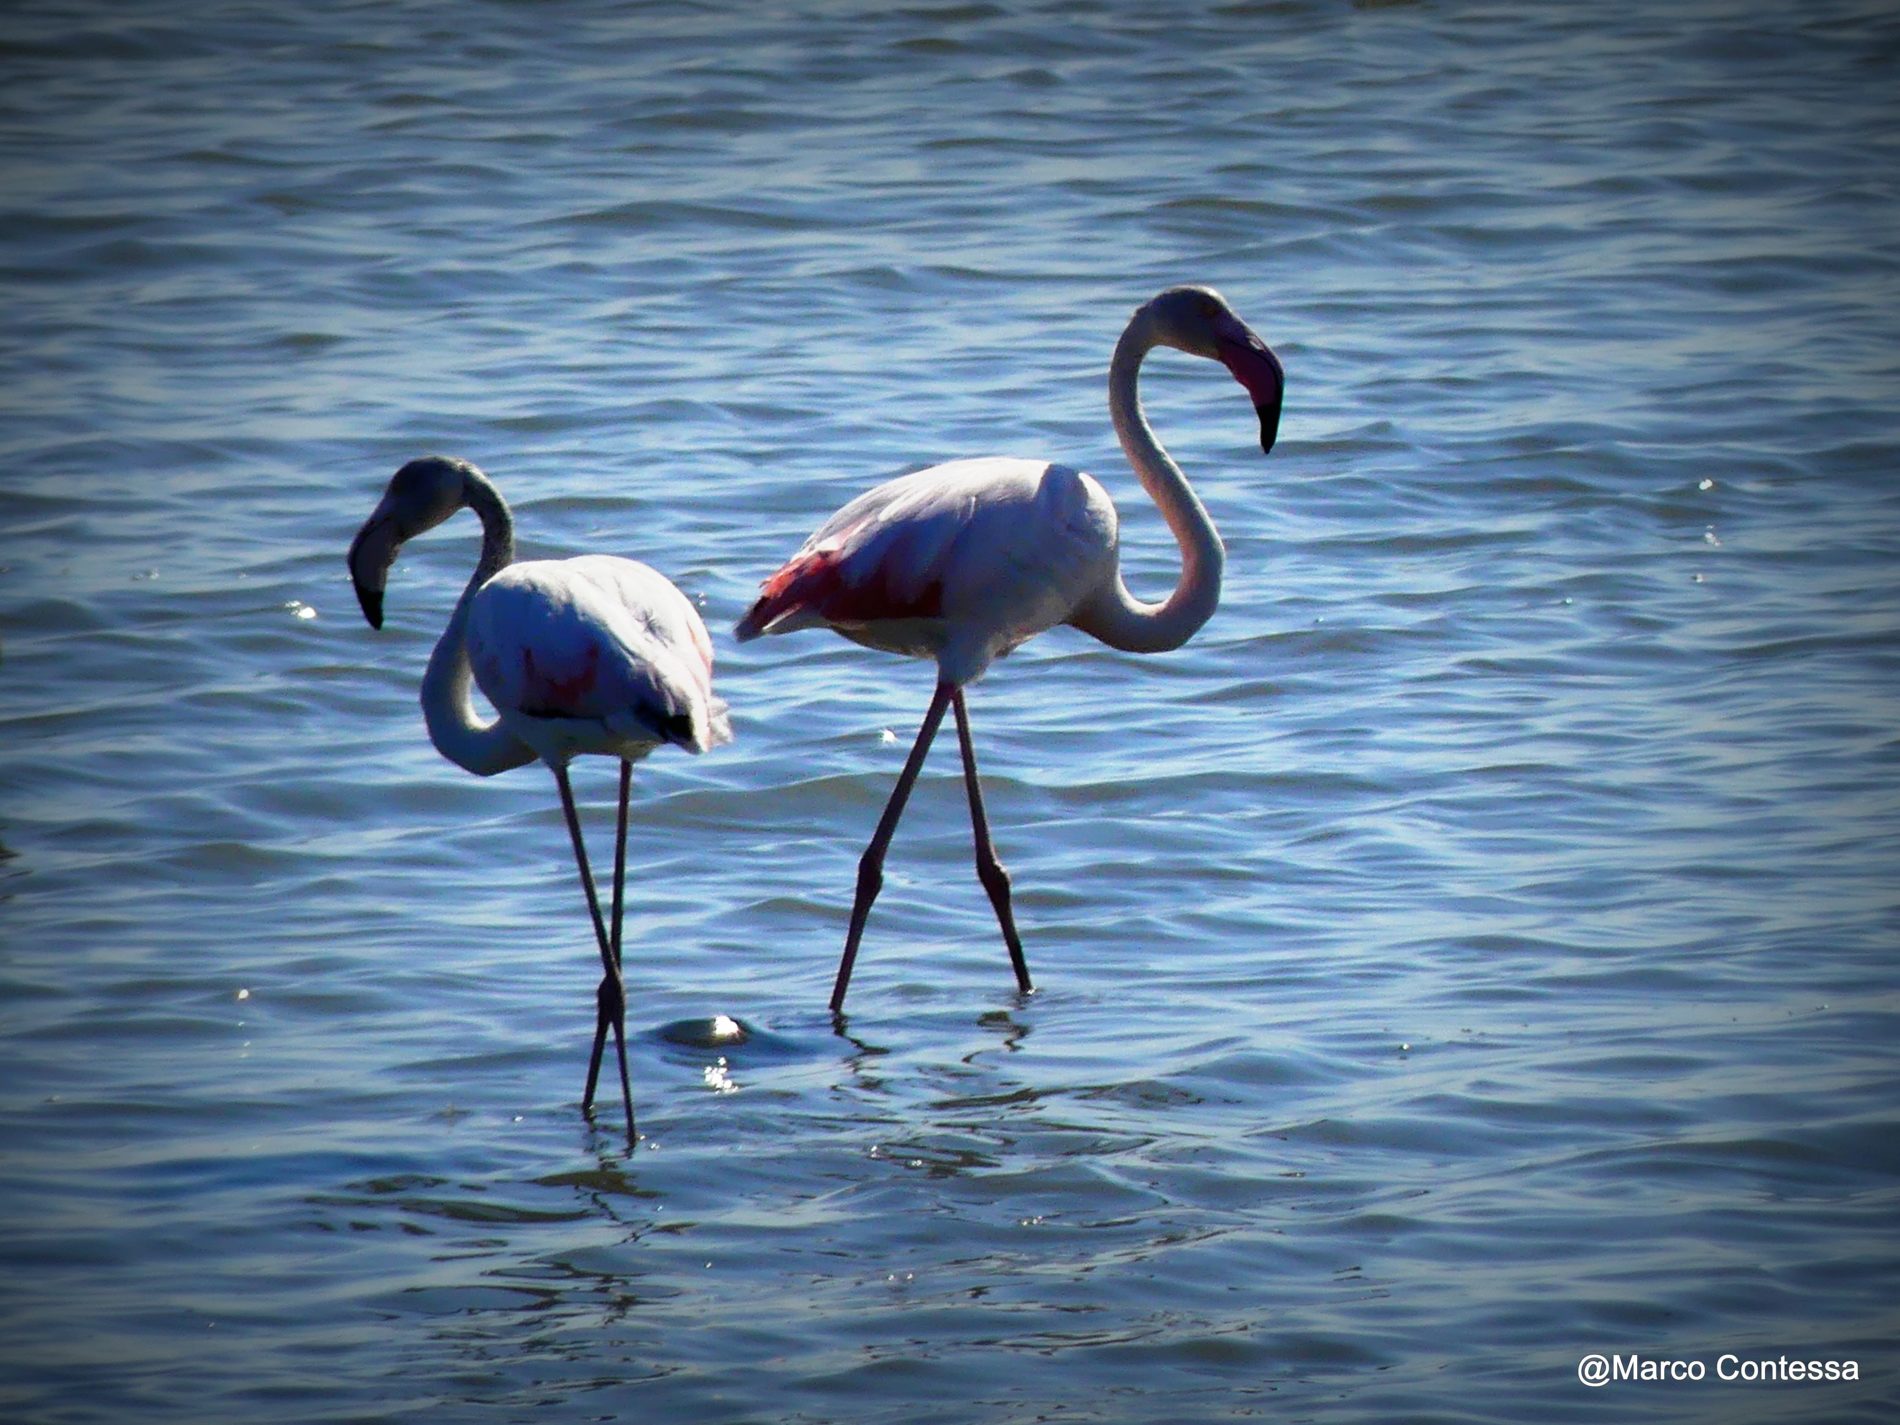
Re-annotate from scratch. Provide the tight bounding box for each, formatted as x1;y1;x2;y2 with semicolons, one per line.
830;680;956;1014
562;765;613;1114
554;763;635;1144
952;690;1032;994
581;978;613;1118
582;761;634;1116
610;759;631;966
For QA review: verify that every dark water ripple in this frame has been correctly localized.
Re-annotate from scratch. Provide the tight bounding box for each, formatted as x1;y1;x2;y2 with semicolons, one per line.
4;0;1900;1422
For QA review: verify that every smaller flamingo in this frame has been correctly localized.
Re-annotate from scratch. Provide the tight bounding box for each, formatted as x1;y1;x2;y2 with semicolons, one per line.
348;455;730;1140
736;285;1282;1013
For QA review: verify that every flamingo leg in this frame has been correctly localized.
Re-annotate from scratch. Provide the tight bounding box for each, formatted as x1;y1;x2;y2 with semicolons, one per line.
554;763;635;1145
610;758;632;966
952;690;1032;993
831;680;956;1014
586;759;636;1128
582;758;636;1119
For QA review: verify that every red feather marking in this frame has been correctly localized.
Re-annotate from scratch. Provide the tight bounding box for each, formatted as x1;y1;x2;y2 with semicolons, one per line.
519;642;601;715
741;538;943;637
759;551;818;603
820;554;943;623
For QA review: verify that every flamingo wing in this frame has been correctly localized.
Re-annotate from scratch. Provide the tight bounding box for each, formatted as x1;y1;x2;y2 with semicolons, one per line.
735;457;1116;650
468;556;731;754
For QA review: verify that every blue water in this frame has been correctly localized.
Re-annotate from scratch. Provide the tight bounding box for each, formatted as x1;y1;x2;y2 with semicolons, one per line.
3;2;1898;1421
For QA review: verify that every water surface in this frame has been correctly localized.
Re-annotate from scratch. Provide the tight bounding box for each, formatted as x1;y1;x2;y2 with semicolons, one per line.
3;2;1898;1421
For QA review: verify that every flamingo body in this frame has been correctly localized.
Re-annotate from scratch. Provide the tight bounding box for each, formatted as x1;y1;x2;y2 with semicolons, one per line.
470;555;726;763
736;457;1118;685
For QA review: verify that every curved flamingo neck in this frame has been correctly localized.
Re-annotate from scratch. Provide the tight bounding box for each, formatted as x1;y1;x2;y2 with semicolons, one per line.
420;467;535;776
1070;319;1226;654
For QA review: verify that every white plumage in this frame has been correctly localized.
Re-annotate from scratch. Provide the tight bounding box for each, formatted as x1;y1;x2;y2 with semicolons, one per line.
348;454;729;1141
469;555;727;760
740;457;1117;683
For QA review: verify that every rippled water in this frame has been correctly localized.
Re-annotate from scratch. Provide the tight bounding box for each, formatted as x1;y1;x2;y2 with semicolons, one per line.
4;2;1899;1421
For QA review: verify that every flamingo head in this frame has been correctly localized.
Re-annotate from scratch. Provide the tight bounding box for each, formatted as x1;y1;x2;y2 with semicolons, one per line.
347;455;473;629
1140;285;1284;454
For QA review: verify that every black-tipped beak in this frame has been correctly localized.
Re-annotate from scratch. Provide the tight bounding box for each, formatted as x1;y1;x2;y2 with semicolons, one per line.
1256;392;1282;455
347;512;396;631
1215;323;1284;457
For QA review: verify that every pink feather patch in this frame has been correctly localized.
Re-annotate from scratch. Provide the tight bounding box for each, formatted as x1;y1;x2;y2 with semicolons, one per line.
518;642;601;715
740;540;944;636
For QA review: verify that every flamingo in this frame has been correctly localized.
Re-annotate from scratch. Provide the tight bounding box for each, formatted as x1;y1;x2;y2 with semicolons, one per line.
347;455;731;1140
735;285;1283;1012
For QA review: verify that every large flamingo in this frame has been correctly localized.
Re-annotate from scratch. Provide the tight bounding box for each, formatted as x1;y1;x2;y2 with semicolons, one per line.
736;285;1283;1012
348;455;731;1139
